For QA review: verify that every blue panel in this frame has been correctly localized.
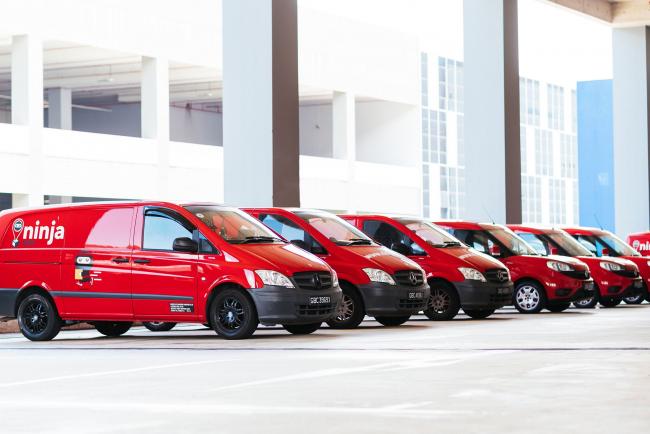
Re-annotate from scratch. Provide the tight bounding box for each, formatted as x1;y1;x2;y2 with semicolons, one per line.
577;80;614;231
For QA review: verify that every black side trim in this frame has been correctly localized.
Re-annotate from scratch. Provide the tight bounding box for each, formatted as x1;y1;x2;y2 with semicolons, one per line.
50;291;193;301
0;288;20;317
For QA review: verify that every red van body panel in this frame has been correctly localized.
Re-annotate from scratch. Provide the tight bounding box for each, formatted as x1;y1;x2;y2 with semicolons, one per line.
435;221;594;303
0;202;342;328
627;232;650;256
340;215;514;310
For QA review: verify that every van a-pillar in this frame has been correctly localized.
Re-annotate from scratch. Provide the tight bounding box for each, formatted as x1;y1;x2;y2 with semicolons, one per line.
222;0;300;207
463;0;521;224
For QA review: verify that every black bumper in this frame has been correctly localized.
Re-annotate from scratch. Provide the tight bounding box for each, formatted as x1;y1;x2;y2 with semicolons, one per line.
453;280;513;309
248;285;342;326
0;288;19;318
568;280;596;302
622;278;644;298
357;282;430;316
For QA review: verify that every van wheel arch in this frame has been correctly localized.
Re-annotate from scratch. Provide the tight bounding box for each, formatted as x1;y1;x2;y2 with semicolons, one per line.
14;286;57;317
338;280;366;311
205;282;257;321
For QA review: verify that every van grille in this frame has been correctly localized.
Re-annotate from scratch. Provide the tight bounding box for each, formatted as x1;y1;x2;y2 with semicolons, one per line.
561;270;590;280
398;298;427;310
485;268;510;283
292;272;333;290
489;293;512;304
394;270;425;287
613;269;639;278
297;304;334;316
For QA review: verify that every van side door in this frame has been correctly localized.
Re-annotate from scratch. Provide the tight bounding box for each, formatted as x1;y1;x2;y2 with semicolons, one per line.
131;207;199;320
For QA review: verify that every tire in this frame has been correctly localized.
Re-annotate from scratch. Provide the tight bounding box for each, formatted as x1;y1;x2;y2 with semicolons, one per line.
424;281;460;321
95;321;133;337
142;322;177;332
326;285;365;329
599;297;622;308
546;301;571;313
282;322;322;335
513;281;546;313
463;308;495;319
374;315;410;326
573;288;599;309
210;288;259;339
623;294;645;305
17;293;62;341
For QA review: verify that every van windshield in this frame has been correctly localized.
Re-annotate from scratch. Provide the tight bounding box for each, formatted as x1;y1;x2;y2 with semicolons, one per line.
295;211;373;246
594;231;640;257
185;206;284;244
487;228;538;256
396;218;462;248
546;231;594;257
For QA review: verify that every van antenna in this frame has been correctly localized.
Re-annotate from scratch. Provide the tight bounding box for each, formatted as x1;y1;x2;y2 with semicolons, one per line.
482;205;495;224
593;214;603;230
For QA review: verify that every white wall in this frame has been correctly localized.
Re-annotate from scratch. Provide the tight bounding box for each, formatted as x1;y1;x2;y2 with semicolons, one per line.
0;109;9;123
299;103;332;157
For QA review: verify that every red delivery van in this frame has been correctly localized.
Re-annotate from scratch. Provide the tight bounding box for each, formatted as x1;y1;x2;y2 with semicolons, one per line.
509;225;642;308
435;221;594;314
564;226;650;304
0;202;342;341
341;215;513;320
628;232;650;256
244;208;430;328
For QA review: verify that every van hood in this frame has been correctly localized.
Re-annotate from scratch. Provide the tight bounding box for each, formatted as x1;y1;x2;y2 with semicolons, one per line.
340;245;421;273
443;246;507;270
230;243;330;275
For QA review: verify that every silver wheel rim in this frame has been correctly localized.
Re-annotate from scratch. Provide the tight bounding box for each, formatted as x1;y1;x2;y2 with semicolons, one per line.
429;288;450;313
147;322;165;326
575;296;594;307
336;294;354;322
516;285;541;311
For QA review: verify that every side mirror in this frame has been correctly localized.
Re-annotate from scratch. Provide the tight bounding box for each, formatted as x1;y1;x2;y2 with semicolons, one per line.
290;239;309;251
173;237;198;253
489;244;501;257
602;248;610;256
391;242;413;256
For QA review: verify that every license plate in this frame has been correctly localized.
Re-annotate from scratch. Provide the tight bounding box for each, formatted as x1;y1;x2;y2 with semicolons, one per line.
634;280;643;288
584;282;594;291
497;287;511;294
408;292;423;299
309;296;330;304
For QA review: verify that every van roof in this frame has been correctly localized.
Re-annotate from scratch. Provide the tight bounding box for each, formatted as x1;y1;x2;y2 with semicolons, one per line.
0;200;227;217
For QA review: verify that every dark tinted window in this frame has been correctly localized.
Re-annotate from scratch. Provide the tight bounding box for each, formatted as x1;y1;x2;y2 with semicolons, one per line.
517;232;549;255
143;209;194;251
259;214;326;254
198;232;218;254
362;220;425;255
452;229;495;254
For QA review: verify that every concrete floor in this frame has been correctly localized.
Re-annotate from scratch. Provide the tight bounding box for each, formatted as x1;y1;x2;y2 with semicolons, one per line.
0;305;648;434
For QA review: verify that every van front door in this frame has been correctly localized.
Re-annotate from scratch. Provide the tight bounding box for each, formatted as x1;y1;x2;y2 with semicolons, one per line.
131;207;199;321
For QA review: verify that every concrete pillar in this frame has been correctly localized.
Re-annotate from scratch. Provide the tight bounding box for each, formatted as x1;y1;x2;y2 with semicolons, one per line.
222;0;299;207
47;87;72;129
612;27;650;237
332;91;356;160
463;0;521;223
11;34;44;207
141;56;170;199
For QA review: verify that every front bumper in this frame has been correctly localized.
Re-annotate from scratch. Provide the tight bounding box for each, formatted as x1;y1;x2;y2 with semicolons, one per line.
357;282;430;316
554;279;595;302
248;285;342;326
453;280;513;309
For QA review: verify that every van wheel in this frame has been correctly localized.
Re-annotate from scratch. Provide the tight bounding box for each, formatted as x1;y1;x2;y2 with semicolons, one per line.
463;308;495;319
424;282;460;321
623;294;644;305
17;293;62;341
599;297;622;308
546;302;571;313
375;316;410;326
282;322;322;335
210;288;259;340
513;281;546;313
573;289;599;309
326;285;365;329
142;322;177;332
95;321;133;337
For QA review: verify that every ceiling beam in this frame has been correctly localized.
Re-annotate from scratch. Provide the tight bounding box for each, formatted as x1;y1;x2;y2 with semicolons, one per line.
612;1;650;26
545;0;613;23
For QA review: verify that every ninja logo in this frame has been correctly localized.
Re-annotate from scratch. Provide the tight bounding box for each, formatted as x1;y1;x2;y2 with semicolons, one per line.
11;219;24;247
11;218;65;247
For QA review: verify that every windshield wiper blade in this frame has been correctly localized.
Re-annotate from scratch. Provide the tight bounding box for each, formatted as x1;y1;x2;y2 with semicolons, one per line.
346;238;372;245
239;236;282;244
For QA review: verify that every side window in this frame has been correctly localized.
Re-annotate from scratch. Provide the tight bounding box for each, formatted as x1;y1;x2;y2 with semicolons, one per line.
576;236;598;256
259;214;326;254
362;220;425;256
454;230;494;255
143;209;194;251
517;233;548;255
198;232;218;254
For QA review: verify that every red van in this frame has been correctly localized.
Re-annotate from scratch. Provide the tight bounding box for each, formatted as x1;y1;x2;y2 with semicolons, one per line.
627;232;650;256
434;221;594;313
0;202;342;341
244;208;430;328
341;215;513;320
564;226;650;305
509;225;642;308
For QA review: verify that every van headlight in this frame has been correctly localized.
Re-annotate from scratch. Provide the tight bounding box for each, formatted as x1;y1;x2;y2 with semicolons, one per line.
332;270;339;287
255;270;294;288
547;261;574;272
363;268;396;285
458;267;486;282
600;261;623;271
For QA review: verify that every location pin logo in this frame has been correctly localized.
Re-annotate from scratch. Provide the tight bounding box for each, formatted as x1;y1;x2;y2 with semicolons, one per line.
12;218;24;247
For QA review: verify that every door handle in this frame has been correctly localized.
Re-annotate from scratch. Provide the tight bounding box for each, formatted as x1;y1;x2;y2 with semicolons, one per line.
112;257;130;264
133;258;151;264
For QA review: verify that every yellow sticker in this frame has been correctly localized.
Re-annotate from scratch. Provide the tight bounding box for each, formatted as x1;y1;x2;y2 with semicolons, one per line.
75;268;83;280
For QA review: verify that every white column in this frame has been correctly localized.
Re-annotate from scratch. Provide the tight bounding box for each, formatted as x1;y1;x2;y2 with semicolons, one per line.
141;56;170;199
47;87;72;130
222;0;299;207
332;91;356;160
463;0;520;223
612;27;650;237
12;34;44;207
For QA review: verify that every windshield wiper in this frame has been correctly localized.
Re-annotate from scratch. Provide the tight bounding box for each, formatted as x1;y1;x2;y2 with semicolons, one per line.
442;241;461;247
237;236;283;244
346;238;372;245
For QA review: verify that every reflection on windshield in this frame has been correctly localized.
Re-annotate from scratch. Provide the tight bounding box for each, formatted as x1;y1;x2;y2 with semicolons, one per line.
598;232;640;257
296;211;373;246
185;206;283;244
547;232;594;257
397;219;462;247
488;228;538;256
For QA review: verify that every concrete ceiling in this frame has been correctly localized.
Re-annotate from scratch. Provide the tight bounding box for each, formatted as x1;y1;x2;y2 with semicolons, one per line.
546;0;650;26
